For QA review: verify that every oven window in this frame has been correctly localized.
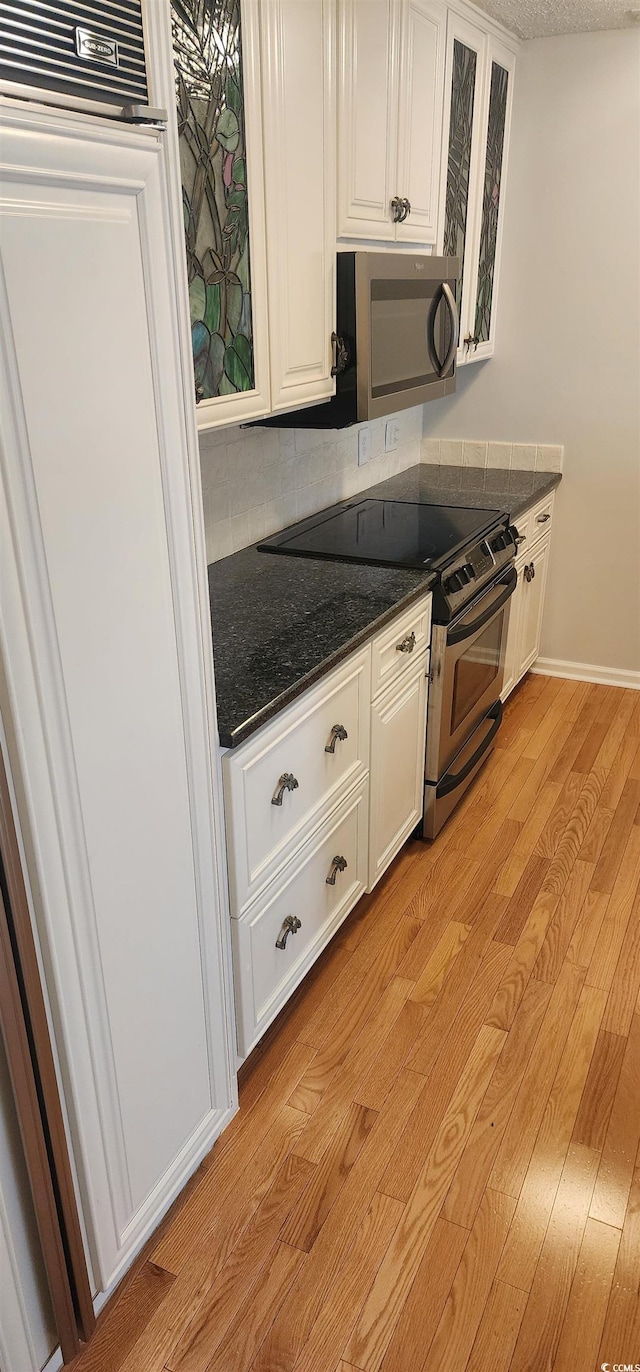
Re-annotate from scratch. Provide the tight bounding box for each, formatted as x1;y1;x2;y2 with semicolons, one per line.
451;616;503;734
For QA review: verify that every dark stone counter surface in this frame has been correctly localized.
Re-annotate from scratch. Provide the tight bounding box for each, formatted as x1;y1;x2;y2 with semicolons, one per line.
209;554;435;748
360;463;562;518
209;464;561;748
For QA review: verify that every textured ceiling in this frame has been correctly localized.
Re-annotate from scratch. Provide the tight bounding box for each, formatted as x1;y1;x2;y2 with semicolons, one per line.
472;0;640;38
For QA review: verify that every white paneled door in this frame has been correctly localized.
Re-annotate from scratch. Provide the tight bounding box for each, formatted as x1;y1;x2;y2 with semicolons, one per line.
260;0;337;410
0;103;236;1293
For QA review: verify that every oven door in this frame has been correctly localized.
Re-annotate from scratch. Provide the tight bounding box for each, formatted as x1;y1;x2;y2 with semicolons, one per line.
426;564;516;782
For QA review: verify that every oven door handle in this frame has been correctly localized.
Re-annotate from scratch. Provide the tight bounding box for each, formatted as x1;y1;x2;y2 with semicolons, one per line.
447;565;517;645
437;700;503;798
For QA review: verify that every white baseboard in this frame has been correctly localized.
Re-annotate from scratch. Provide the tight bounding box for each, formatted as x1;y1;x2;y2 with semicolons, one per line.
531;658;640;691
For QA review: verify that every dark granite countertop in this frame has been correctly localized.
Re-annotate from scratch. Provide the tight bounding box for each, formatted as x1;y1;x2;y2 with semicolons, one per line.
209;464;561;748
209;554;434;747
359;463;562;518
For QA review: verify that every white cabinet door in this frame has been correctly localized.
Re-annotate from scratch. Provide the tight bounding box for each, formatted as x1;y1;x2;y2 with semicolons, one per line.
0;105;235;1292
368;655;429;890
501;561;524;701
260;0;336;410
438;16;516;364
465;35;516;363
517;535;551;678
395;0;446;245
337;0;398;240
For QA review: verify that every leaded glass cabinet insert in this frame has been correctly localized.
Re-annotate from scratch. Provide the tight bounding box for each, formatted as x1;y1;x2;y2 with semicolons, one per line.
172;0;255;400
443;40;477;306
474;61;509;344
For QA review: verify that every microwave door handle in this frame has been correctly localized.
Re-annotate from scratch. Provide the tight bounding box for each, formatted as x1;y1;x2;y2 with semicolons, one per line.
447;566;517;645
438;283;459;377
425;287;444;375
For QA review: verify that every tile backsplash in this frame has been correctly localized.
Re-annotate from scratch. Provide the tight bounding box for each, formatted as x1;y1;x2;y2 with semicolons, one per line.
200;413;564;564
199;408;422;563
421;437;564;473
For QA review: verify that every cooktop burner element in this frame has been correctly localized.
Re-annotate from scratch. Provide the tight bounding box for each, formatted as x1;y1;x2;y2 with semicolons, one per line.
258;499;503;571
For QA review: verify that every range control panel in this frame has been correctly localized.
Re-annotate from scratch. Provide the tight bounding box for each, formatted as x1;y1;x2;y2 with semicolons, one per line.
434;521;520;622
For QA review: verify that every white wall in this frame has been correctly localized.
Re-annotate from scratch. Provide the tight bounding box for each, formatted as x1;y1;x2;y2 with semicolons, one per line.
422;29;640;677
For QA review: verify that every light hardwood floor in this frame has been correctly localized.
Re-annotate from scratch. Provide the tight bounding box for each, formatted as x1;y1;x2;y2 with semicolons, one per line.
70;674;640;1372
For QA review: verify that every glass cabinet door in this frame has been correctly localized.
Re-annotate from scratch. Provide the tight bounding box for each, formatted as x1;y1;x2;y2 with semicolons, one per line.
439;20;515;364
172;0;255;401
474;58;510;346
443;37;478;315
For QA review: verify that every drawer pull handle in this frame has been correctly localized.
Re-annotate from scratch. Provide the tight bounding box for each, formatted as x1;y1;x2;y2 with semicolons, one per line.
396;631;416;654
271;773;299;806
325;724;348;754
514;530;525;546
536;512;551;523
524;562;536;582
275;915;302;950
326;855;348;886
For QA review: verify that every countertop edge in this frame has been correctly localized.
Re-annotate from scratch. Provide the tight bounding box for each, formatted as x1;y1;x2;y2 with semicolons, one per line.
219;572;435;749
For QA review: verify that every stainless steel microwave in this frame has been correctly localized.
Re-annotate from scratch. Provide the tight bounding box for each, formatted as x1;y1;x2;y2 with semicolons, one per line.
257;250;460;431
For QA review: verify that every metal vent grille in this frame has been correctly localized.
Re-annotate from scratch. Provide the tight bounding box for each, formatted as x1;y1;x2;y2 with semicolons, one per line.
0;0;148;106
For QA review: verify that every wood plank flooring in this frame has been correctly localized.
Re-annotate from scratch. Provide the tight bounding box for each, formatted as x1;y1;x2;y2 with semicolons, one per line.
70;675;640;1372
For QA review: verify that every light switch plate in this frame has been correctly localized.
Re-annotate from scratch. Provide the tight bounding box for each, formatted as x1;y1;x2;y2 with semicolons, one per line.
385;420;400;452
358;427;372;466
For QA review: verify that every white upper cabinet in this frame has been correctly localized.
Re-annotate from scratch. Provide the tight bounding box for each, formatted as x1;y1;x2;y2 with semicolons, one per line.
337;0;398;239
395;0;447;243
146;0;272;429
148;0;336;426
338;0;446;244
260;0;337;411
438;12;516;362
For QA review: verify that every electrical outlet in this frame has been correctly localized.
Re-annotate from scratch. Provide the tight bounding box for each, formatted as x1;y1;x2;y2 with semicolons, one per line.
385;419;400;452
358;426;372;466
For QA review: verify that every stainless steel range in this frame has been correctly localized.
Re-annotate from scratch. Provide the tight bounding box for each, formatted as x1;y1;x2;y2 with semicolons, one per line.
258;498;521;838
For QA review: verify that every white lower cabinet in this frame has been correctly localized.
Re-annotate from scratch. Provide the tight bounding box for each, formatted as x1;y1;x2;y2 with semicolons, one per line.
224;590;432;1056
516;535;551;677
232;777;369;1054
223;646;370;914
368;654;429;890
502;495;554;698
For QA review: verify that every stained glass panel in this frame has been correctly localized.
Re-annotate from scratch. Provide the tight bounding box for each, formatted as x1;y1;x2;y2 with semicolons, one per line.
443;40;477;300
474;60;509;345
172;0;255;401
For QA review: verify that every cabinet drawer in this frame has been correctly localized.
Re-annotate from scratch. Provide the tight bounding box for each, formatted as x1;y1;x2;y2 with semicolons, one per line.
513;493;554;555
370;592;432;700
223;646;370;913
232;778;369;1055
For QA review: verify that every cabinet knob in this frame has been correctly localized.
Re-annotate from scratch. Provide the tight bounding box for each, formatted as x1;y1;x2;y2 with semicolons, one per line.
325;724;348;754
391;196;405;224
326;855;348;886
401;198;411;221
396;631;416;654
536;512;551;524
271;772;299;806
275;915;301;950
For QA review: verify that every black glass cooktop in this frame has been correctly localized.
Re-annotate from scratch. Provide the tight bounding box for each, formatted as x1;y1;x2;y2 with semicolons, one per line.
258;499;503;571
